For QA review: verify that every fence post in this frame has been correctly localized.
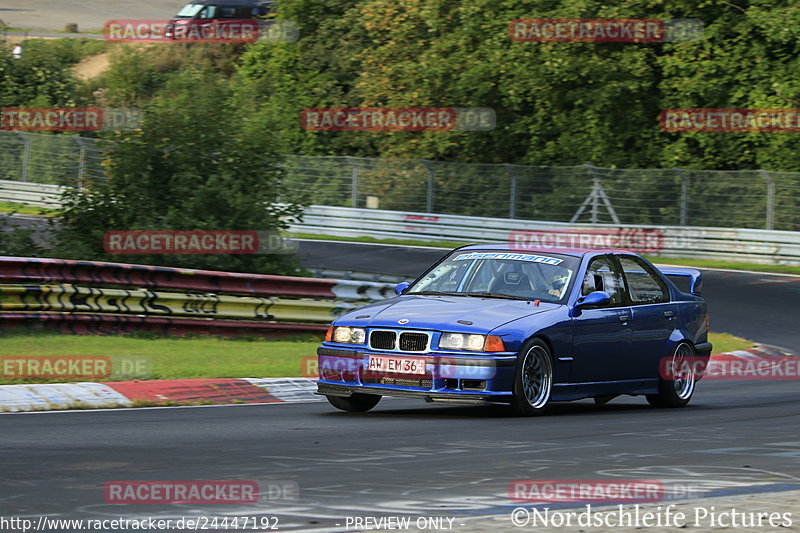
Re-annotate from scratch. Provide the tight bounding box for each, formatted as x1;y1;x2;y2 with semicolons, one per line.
675;168;688;226
590;170;599;224
75;136;88;182
420;159;434;213
347;156;358;208
16;131;31;182
759;170;775;230
505;164;517;219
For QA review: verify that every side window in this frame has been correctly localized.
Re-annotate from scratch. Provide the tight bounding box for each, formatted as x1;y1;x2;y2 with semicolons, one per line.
618;256;669;304
198;5;217;18
581;255;625;307
219;7;237;17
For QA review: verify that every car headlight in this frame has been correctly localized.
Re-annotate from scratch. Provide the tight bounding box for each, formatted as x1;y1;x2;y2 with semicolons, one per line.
439;332;505;352
332;326;366;344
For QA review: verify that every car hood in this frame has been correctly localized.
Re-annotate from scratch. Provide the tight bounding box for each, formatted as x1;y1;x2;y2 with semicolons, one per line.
336;294;561;333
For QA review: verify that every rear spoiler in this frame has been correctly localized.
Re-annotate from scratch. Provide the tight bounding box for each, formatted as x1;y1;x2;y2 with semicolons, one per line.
658;267;703;296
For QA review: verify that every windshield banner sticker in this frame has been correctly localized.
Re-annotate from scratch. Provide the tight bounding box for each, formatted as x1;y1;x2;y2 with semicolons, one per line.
453;252;563;265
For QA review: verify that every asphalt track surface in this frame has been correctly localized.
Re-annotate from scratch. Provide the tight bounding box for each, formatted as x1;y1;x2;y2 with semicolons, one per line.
1;239;799;532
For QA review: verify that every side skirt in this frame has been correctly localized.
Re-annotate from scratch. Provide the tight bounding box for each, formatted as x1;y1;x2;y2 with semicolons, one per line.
552;378;660;401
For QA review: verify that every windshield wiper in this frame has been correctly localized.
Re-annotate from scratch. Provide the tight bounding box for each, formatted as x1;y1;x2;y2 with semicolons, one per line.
407;290;460;296
462;291;529;300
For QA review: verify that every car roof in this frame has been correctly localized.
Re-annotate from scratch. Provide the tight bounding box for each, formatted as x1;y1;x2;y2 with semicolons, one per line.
456;243;636;258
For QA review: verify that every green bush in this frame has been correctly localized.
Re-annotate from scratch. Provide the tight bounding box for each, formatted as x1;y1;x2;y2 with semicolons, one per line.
0;212;45;256
51;70;305;275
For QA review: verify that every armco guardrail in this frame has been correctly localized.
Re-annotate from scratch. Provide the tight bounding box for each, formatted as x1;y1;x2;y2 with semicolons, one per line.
0;257;395;336
3;180;799;265
0;179;63;207
291;206;800;266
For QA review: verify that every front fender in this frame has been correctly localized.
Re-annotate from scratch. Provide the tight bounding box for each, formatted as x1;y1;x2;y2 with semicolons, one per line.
489;307;573;383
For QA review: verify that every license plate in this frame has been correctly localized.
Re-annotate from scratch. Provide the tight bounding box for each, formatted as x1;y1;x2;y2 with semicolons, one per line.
366;355;426;375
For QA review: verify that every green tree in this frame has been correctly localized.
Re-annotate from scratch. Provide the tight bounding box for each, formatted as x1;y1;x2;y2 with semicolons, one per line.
0;41;78;107
52;70;304;275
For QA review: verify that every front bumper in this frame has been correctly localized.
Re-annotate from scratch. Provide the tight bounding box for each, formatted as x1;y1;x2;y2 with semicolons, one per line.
315;345;516;403
317;382;510;404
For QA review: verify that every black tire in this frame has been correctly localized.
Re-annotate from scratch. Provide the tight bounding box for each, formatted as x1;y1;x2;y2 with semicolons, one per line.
646;342;696;408
325;393;381;413
511;338;554;416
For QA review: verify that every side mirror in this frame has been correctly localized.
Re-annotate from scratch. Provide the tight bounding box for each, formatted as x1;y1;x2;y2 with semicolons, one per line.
572;291;611;316
394;282;410;295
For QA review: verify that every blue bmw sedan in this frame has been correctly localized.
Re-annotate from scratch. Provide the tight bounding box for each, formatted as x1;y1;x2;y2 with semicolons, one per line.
316;245;711;416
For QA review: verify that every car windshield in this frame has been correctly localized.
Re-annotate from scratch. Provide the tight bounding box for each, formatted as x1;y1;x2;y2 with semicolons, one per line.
175;4;207;18
407;251;577;302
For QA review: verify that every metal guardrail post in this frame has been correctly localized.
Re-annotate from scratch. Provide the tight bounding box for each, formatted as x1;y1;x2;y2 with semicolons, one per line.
16;131;31;182
505;164;517;219
759;169;775;230
420;159;434;213
675;168;688;226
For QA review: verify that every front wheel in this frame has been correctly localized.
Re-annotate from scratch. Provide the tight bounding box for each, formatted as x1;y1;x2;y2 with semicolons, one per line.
647;342;696;408
326;393;381;413
511;339;554;416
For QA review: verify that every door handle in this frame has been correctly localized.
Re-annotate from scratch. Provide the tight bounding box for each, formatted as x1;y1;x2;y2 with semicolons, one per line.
619;315;630;322
664;311;674;318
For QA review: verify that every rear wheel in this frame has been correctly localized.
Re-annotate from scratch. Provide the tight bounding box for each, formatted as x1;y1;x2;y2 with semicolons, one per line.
647;342;696;408
326;393;381;413
511;339;553;416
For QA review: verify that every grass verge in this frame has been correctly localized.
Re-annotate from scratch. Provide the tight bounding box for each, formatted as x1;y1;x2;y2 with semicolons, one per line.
707;332;755;354
0;331;321;385
290;232;460;249
647;257;800;276
0;331;751;385
0;201;57;216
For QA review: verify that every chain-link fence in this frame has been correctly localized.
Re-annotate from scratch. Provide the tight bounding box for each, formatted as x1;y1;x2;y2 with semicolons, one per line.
281;156;800;231
2;131;799;231
0;131;108;184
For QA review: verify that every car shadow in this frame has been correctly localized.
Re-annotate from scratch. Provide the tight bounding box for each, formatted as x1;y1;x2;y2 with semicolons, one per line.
317;398;669;419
